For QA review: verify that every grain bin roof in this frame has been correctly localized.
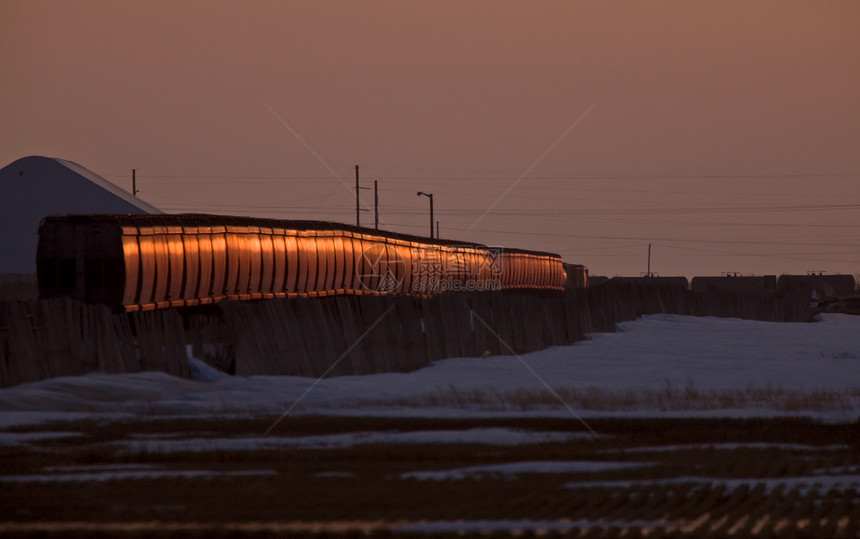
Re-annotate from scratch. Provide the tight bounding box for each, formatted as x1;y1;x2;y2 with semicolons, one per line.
0;155;161;274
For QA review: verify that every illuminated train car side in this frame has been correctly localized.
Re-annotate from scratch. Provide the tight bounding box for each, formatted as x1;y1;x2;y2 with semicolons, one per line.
37;214;574;312
500;250;570;292
562;263;588;289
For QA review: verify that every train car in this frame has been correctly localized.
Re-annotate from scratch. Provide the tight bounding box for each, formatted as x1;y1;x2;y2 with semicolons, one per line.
585;275;609;287
37;214;575;312
608;276;690;289
777;274;856;299
563;263;588;289
691;275;777;296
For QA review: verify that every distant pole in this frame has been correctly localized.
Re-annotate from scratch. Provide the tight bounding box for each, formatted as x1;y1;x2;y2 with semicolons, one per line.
647;244;652;277
374;180;379;230
429;194;434;239
132;169;139;196
417;191;434;239
436;220;439;239
355;165;360;226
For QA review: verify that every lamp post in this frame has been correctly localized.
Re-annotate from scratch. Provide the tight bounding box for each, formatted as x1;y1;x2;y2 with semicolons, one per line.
416;191;434;239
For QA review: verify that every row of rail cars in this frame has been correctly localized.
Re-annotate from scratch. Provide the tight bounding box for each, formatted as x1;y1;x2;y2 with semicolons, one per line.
592;274;856;298
35;213;853;313
37;214;584;312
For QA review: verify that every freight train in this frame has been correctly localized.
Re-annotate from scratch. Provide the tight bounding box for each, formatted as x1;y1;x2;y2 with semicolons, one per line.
37;214;585;312
605;274;856;297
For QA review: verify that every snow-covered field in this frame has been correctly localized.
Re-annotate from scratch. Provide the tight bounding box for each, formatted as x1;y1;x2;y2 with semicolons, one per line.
1;313;859;426
3;314;860;536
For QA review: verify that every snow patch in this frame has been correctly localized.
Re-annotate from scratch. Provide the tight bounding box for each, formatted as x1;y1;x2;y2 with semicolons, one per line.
1;314;859;423
565;475;860;493
401;460;653;481
0;469;276;483
393;519;671;533
112;428;592;453
0;431;85;446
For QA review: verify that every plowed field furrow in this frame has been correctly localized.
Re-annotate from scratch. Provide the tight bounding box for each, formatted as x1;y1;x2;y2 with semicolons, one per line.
2;416;859;537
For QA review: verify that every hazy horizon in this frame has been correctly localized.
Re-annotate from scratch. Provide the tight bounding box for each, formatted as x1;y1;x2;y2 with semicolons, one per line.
2;0;858;278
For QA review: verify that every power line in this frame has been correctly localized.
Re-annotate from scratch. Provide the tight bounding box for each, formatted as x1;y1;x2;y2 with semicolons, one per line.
373;202;860;217
107;171;860;182
440;225;860;248
359;172;860;181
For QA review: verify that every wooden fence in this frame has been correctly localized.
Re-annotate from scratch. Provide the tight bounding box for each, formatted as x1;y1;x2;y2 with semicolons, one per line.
203;282;810;377
0;298;188;387
0;281;812;387
0;274;37;302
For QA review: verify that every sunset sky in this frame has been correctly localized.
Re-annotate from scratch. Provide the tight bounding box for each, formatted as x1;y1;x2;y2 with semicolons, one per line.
2;0;859;277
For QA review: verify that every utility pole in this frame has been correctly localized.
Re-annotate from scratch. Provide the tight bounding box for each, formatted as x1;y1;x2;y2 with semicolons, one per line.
417;191;434;239
647;244;652;277
436;220;439;239
132;169;139;196
374;180;379;230
429;195;434;239
354;165;371;227
355;165;360;226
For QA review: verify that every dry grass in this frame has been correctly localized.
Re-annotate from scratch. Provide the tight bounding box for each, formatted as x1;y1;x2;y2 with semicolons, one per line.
323;383;860;413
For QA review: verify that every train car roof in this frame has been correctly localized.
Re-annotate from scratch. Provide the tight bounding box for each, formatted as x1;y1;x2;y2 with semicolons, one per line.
39;213;564;259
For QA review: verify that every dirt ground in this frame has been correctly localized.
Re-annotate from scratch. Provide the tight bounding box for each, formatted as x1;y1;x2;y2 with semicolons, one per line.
2;414;859;537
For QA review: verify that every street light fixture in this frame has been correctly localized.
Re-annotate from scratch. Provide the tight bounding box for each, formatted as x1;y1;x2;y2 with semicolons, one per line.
416;191;434;239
